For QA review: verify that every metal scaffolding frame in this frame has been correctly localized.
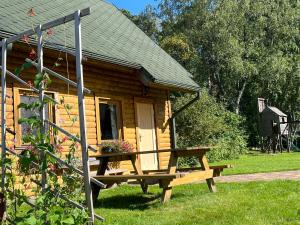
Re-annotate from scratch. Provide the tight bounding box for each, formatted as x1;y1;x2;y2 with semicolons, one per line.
0;8;104;223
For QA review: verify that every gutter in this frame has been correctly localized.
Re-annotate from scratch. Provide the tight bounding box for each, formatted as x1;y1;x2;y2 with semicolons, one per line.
171;91;200;149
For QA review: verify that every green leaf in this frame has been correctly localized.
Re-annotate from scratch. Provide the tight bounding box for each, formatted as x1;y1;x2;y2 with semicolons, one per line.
34;73;43;88
61;217;75;224
14;67;22;75
23;61;33;69
25;216;37;225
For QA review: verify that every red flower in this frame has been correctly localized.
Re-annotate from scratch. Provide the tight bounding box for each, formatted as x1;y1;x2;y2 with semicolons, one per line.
27;8;36;17
61;136;69;143
21;35;30;44
46;28;54;36
28;49;36;60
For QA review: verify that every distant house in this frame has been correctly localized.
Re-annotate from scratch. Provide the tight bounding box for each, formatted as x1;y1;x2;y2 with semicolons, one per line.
0;0;199;171
260;106;288;137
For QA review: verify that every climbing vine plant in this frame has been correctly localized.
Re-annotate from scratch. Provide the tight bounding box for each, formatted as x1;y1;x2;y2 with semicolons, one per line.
1;8;91;225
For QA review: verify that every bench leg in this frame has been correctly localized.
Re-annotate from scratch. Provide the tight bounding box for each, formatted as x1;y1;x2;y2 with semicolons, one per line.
91;183;101;204
206;178;217;193
162;187;172;203
92;158;108;203
141;181;148;194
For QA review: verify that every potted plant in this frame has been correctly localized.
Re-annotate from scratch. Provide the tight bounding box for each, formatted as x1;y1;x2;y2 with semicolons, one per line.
100;140;134;154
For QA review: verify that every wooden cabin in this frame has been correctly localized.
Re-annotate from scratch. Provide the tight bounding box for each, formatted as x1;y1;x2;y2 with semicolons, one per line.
0;0;199;172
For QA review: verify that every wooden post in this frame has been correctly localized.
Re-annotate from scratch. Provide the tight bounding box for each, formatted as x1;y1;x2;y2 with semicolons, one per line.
75;10;94;224
1;38;7;221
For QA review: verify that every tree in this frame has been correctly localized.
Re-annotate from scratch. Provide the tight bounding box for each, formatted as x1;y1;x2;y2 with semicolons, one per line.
121;5;159;41
156;0;299;145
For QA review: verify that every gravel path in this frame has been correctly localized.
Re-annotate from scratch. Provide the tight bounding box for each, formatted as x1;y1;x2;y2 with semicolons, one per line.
215;170;300;183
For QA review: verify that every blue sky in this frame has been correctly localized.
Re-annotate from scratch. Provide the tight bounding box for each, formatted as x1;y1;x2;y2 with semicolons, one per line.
107;0;158;15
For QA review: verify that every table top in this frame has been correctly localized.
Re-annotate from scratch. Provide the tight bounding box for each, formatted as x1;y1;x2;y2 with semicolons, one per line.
91;146;214;159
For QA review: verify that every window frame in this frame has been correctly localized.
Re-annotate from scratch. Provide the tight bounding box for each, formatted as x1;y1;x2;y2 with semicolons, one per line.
95;97;123;144
14;88;56;147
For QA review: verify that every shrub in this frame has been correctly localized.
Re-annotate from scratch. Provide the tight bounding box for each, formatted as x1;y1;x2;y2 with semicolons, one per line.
174;90;248;166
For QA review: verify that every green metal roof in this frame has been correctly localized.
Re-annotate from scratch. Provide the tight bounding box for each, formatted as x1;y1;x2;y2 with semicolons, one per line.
0;0;199;91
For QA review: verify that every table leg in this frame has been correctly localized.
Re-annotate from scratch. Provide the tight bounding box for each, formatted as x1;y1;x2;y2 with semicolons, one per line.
91;158;108;203
160;151;177;203
162;187;172;203
131;156;148;194
199;154;217;193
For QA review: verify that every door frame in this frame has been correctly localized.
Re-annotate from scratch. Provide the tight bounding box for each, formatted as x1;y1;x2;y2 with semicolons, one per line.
134;97;160;170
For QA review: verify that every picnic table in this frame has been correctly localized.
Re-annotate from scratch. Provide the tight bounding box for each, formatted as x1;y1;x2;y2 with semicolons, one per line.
90;147;231;203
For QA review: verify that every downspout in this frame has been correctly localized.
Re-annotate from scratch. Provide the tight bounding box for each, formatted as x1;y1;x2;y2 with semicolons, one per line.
171;91;200;149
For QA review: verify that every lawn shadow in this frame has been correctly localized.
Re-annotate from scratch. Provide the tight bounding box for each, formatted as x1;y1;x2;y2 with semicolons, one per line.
95;192;186;211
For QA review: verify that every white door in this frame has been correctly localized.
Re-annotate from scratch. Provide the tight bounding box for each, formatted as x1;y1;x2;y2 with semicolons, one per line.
136;102;158;170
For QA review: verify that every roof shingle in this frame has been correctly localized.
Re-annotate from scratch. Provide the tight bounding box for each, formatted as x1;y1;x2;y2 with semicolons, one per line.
0;0;199;91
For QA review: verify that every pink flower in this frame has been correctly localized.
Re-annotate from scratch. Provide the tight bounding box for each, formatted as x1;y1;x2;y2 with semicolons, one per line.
27;8;36;17
28;49;36;60
27;80;33;87
61;136;69;143
48;164;56;172
21;35;30;44
55;144;64;153
46;28;54;36
75;143;80;149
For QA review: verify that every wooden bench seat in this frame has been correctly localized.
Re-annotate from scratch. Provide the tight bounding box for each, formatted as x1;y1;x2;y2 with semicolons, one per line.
133;164;233;177
93;173;181;181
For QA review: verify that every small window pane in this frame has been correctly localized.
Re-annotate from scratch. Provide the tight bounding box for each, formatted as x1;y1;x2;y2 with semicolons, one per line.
100;103;118;140
20;95;49;137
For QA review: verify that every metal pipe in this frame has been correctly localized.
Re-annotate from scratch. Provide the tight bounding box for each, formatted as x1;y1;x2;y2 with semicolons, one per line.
1;39;7;195
45;150;106;188
170;91;200;149
74;10;95;223
31;179;104;221
45;120;97;152
1;68;59;104
25;58;91;94
0;8;91;47
36;25;47;192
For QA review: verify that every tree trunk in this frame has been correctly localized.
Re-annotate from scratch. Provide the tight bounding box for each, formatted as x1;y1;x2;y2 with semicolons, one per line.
235;80;247;114
0;192;5;222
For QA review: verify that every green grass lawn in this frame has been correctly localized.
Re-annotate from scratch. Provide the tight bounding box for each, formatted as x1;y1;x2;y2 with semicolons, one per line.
95;181;300;225
211;152;300;175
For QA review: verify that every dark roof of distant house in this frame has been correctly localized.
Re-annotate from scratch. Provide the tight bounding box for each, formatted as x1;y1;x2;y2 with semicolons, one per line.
265;106;287;117
0;0;199;91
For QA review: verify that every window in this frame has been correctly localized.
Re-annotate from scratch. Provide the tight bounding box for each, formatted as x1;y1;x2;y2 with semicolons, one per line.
20;95;50;136
97;99;122;142
16;90;55;145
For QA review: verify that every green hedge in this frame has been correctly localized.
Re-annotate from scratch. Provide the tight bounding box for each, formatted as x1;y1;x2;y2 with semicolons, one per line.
173;90;248;166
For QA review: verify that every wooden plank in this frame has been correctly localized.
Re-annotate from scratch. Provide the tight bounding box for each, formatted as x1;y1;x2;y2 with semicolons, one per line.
93;174;178;180
93;147;213;158
168;170;214;187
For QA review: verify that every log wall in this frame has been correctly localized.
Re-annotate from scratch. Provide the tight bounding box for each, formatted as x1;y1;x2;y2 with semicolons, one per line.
0;43;172;171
